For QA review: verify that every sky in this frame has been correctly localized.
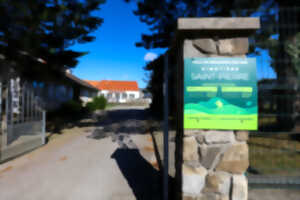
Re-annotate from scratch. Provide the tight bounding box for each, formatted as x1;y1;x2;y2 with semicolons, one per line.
71;0;277;89
71;0;165;89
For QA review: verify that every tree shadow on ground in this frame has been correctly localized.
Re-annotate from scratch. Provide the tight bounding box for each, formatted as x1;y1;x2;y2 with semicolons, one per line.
46;111;103;135
88;108;162;139
111;148;175;200
99;109;154;134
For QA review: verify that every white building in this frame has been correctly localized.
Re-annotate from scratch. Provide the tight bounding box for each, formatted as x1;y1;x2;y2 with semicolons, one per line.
86;80;140;103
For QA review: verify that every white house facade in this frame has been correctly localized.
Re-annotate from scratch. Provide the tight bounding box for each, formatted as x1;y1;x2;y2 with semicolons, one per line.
86;80;140;103
98;90;139;103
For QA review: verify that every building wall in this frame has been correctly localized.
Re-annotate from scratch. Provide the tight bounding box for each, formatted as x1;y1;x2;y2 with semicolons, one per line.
35;83;97;110
35;83;73;111
98;90;140;103
80;88;97;105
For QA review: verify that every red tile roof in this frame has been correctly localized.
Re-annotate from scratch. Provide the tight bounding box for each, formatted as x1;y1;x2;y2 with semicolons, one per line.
86;80;139;92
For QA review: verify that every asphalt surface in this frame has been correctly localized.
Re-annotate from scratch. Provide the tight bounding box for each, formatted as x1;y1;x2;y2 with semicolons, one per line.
0;106;161;200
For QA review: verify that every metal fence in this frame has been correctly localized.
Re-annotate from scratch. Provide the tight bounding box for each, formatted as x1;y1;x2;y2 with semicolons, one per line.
0;78;45;162
239;7;300;186
247;132;300;188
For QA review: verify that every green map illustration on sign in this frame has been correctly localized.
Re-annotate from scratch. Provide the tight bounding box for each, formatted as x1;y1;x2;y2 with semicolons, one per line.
184;57;257;130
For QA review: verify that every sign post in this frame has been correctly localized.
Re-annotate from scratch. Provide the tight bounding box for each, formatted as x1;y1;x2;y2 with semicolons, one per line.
174;18;260;200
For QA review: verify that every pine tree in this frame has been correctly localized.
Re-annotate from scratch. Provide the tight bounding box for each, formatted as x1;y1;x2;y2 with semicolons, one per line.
0;0;106;81
127;0;300;129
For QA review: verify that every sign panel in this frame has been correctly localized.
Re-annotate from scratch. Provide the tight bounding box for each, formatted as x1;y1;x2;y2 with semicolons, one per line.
184;57;257;130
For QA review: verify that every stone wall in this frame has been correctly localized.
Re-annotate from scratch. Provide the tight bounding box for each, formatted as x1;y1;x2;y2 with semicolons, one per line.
175;18;260;200
182;37;250;200
182;130;249;200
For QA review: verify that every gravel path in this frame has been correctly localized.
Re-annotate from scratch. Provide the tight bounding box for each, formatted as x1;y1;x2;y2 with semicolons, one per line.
0;106;161;200
2;105;295;200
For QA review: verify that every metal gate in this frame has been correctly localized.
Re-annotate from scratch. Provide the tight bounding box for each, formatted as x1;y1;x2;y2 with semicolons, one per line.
0;78;45;162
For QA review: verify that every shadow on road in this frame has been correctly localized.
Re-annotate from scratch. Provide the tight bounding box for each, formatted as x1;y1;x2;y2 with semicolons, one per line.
87;108;162;140
100;109;152;134
111;148;163;200
92;107;176;200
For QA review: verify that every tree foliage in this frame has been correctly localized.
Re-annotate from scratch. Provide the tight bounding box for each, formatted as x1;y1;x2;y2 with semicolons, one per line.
127;0;300;76
125;0;280;49
128;0;300;127
284;33;300;77
126;0;300;84
0;0;105;80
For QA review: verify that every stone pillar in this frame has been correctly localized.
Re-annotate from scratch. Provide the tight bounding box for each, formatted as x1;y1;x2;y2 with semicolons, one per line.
175;18;260;200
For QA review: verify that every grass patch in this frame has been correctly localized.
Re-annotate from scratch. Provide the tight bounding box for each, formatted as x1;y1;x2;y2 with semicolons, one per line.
249;134;300;175
106;103;117;109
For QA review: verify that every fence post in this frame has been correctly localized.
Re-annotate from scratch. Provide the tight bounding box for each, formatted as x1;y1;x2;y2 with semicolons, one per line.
0;81;2;150
1;82;8;150
163;52;169;200
21;83;25;122
26;83;30;121
42;111;46;144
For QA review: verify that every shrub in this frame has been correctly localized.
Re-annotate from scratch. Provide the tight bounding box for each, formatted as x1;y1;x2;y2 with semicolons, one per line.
86;96;107;111
94;96;107;109
60;100;83;116
86;101;97;112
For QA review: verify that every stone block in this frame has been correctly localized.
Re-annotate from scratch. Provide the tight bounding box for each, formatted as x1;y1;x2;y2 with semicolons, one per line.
183;196;197;200
203;131;235;144
198;194;229;200
232;175;248;200
200;146;222;169
198;193;221;200
193;39;218;54
220;196;229;200
216;144;249;174
184;40;206;58
182;164;207;196
235;131;249;141
178;18;260;30
185;129;202;136
205;172;231;195
218;38;249;55
183;136;199;162
196;135;205;144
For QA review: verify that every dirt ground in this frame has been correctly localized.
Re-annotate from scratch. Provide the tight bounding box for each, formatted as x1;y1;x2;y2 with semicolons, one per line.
1;105;299;200
0;106;161;200
248;188;300;200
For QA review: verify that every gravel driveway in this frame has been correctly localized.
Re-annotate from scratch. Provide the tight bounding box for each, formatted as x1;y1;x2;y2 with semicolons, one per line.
1;105;297;200
0;105;161;200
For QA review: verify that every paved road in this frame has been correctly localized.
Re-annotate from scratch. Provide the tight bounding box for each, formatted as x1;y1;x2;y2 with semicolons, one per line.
0;106;160;200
